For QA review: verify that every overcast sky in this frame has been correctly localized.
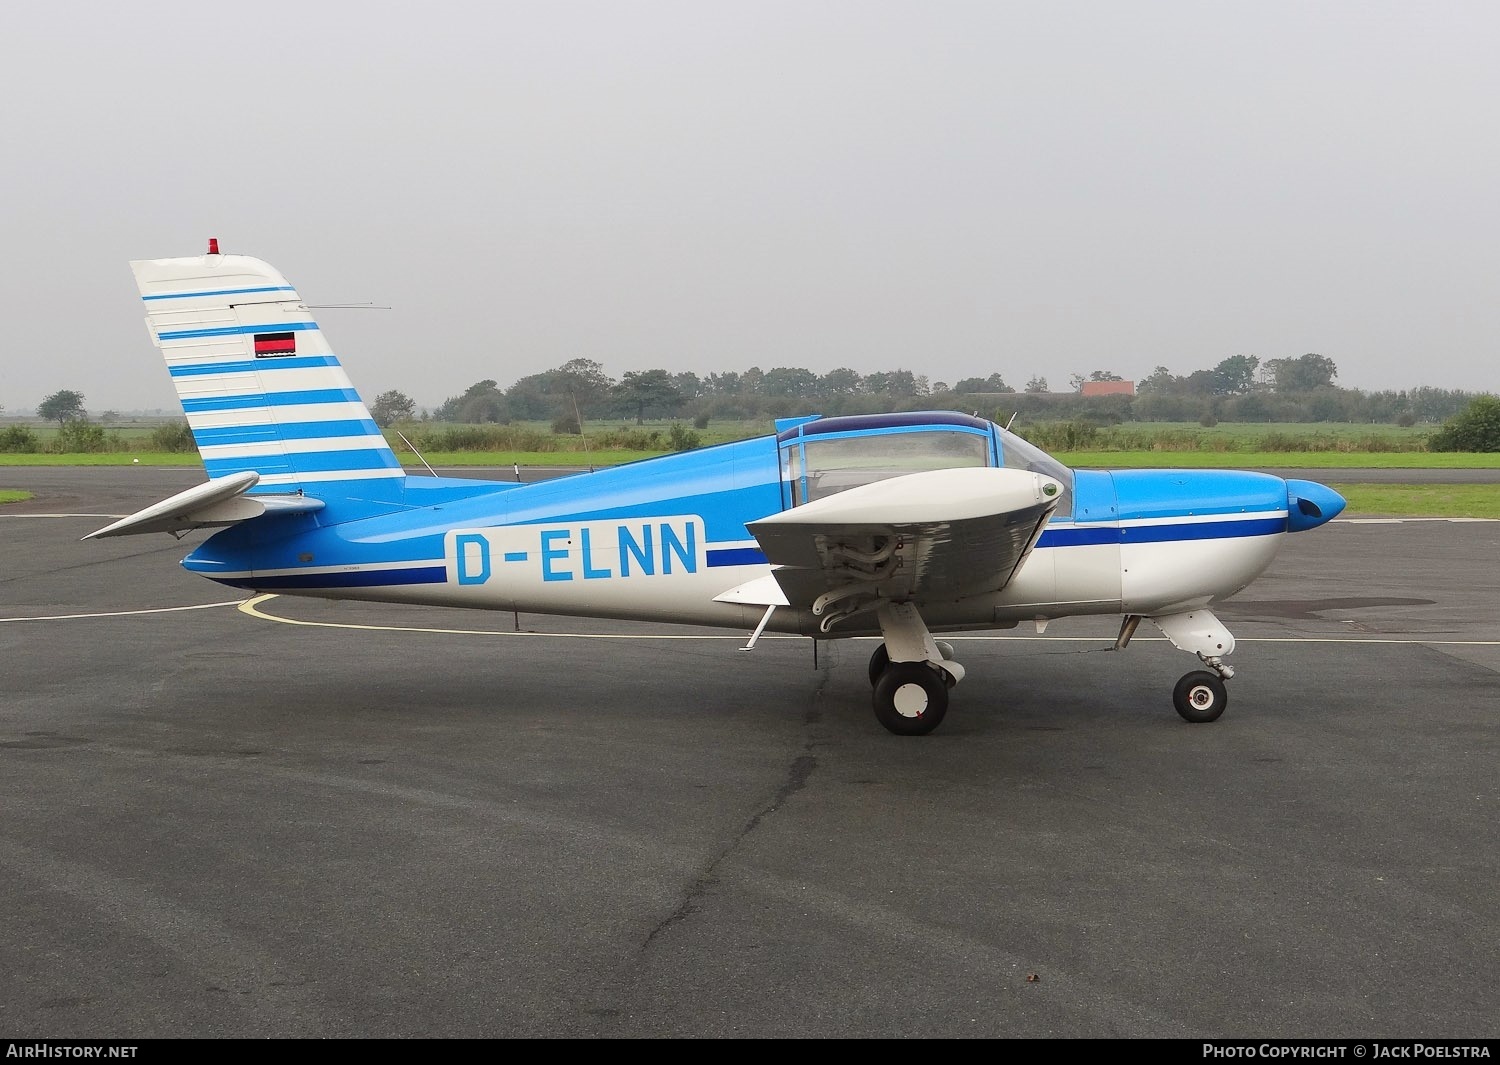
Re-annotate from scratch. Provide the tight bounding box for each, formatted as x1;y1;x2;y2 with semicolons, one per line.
2;1;1497;412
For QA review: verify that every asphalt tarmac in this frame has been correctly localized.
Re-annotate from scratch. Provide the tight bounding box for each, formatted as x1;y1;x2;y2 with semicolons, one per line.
1;468;1497;1038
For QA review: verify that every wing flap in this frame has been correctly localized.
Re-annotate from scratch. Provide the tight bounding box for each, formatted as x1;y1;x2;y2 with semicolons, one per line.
747;467;1061;624
82;470;324;539
712;573;790;607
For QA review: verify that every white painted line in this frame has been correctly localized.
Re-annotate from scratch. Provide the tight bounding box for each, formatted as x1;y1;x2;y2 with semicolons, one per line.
236;596;1500;647
0;600;246;623
236;595;777;640
9;513;1498;525
1335;517;1500;524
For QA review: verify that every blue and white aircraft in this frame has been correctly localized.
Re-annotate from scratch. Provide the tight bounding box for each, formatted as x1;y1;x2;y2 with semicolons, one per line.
89;244;1346;735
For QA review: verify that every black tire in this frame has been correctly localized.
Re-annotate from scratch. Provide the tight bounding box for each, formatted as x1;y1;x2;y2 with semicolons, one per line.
1173;670;1228;723
867;643;890;686
872;662;949;736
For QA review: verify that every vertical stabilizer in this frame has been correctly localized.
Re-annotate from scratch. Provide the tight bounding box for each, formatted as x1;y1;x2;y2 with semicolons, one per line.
132;249;404;503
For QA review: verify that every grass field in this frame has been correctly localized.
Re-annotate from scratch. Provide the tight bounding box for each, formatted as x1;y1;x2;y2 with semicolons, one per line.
0;452;196;466
406;450;663;468
1331;484;1500;519
4;418;1497;519
1116;421;1432;440
4;468;1495;518
1054;450;1500;469
5;447;1500;470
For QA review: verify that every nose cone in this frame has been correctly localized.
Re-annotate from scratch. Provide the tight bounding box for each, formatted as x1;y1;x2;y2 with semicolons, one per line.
1286;479;1346;532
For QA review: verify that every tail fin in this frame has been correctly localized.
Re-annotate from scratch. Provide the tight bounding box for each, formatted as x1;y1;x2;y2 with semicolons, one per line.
131;248;404;502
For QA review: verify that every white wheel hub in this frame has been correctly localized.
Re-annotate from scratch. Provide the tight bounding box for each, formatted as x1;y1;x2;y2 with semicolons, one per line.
891;682;929;718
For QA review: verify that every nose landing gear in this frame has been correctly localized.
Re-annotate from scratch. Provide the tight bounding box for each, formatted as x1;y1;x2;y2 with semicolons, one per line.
1149;609;1237;724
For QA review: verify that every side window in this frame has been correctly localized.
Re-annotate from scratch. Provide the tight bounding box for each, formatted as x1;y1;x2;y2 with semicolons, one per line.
780;441;806;507
787;430;990;504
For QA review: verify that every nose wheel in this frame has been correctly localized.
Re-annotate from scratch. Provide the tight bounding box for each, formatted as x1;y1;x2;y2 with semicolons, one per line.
1173;670;1228;723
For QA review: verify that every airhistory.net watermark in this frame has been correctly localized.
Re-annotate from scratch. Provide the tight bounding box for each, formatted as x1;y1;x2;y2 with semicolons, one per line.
5;1047;137;1059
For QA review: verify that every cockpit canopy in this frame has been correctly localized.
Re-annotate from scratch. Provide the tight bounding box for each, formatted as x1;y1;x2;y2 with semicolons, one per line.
775;411;1074;516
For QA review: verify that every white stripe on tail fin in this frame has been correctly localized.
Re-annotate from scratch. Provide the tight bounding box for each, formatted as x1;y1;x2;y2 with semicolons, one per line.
132;248;404;502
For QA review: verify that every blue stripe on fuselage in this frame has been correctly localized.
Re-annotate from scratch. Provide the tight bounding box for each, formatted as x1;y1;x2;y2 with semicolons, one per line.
1037;525;1118;548
1125;516;1287;542
707;547;766;567
209;566;446;590
1037;516;1287;549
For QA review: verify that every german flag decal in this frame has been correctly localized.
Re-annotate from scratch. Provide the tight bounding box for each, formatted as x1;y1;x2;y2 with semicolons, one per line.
253;332;296;358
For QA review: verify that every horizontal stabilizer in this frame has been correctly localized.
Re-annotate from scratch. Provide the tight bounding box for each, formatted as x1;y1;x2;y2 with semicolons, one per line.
82;470;324;540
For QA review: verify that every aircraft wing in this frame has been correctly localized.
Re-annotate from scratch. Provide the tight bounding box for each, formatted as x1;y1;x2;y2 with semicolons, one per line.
82;470;324;540
745;467;1061;626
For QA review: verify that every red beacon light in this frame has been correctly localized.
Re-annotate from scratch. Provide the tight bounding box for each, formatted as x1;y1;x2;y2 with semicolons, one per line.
207;237;220;255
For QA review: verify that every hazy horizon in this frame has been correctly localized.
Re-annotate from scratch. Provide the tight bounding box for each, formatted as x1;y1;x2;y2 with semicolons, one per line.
3;1;1496;413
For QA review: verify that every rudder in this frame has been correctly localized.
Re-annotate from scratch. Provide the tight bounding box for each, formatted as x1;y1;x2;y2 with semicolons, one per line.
132;246;404;503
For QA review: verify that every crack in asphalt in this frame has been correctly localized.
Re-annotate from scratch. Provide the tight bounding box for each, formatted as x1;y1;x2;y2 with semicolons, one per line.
577;657;833;1031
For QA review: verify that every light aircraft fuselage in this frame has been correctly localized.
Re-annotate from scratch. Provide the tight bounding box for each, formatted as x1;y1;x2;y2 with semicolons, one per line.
89;247;1346;735
182;414;1333;639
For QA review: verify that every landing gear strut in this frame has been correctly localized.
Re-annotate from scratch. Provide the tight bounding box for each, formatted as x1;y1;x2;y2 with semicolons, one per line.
868;603;963;736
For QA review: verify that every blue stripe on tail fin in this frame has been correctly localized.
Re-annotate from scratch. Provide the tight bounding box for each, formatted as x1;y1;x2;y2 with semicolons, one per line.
131;252;404;504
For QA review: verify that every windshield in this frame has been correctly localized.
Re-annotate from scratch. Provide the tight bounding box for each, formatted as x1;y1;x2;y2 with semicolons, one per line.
999;428;1075;518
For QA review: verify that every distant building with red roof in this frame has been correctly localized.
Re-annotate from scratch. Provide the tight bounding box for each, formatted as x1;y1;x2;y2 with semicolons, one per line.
1080;380;1135;397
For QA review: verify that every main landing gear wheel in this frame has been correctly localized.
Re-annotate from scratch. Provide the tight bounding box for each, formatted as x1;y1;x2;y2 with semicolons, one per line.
867;643;890;685
873;663;949;736
1173;670;1228;723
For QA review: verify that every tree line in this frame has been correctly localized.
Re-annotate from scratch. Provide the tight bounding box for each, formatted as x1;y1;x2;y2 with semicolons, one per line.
9;355;1487;438
368;353;1486;429
8;365;1499;453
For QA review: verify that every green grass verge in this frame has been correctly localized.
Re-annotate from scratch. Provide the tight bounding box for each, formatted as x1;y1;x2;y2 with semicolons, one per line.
5;474;1494;519
1332;484;1500;519
0;453;198;466
1117;421;1432;439
1056;450;1500;469
0;450;667;468
7;448;1500;470
402;450;663;467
